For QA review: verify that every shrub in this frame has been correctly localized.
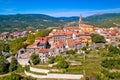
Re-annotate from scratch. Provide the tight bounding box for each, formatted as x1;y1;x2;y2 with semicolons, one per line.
9;57;18;72
48;57;55;64
57;60;69;69
30;53;40;65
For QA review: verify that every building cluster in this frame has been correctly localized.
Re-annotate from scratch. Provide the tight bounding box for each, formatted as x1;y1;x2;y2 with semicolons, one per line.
16;16;120;64
0;31;29;40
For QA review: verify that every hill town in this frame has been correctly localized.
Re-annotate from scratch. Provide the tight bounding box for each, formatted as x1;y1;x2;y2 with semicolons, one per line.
0;15;120;80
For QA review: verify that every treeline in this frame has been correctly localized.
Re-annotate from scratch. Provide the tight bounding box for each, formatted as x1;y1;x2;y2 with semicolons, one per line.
101;58;120;69
0;14;68;32
84;13;120;28
0;72;36;80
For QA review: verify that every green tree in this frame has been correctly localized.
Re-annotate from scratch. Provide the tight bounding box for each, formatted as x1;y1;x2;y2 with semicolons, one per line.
9;57;18;72
30;53;40;65
0;42;10;52
21;76;36;80
108;45;120;54
57;60;69;69
9;72;21;80
55;55;65;62
27;34;35;44
66;50;76;55
10;37;27;54
48;57;55;64
82;46;90;54
40;29;52;37
0;55;9;74
91;34;106;43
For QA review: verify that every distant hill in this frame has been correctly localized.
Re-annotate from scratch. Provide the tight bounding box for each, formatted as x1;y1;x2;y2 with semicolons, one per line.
83;13;120;27
0;14;79;32
0;13;120;32
57;16;79;21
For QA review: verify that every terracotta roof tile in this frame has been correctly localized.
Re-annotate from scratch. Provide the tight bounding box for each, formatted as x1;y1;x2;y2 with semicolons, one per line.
39;48;49;53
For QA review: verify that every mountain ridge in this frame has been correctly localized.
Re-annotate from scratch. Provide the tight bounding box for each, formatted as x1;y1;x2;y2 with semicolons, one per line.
0;13;120;32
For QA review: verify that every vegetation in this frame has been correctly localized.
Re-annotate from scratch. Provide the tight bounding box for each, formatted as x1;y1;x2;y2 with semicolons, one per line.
1;13;120;32
9;57;18;72
101;58;120;69
27;34;35;44
66;50;76;55
30;53;40;65
36;29;52;37
48;57;55;64
0;42;10;52
84;13;120;27
0;14;75;32
10;37;27;54
57;59;69;69
91;34;106;43
0;55;9;74
0;72;36;80
108;45;120;54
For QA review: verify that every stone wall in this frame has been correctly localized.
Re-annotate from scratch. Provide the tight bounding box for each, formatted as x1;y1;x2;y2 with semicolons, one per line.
30;66;49;73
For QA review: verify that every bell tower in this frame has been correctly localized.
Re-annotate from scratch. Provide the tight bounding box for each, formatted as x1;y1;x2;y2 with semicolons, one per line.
79;14;82;27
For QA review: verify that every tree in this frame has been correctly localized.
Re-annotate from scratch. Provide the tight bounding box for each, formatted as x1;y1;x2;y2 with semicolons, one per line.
8;72;21;80
10;37;27;54
0;55;9;74
9;57;18;72
48;57;55;64
0;42;10;52
21;76;36;80
66;50;76;55
91;34;106;43
82;46;90;54
55;55;65;62
57;60;69;69
27;34;35;44
108;45;120;54
30;53;40;65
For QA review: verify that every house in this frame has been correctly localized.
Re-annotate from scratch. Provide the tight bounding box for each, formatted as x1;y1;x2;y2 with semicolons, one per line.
16;48;26;58
79;36;92;43
75;40;84;53
66;39;76;50
26;37;51;53
50;41;66;55
37;48;51;63
35;37;51;49
79;24;94;32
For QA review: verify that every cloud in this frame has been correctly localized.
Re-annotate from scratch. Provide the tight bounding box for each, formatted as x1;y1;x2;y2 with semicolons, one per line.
42;8;120;17
0;8;120;17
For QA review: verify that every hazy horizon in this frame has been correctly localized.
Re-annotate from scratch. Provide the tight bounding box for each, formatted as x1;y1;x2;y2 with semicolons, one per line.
0;0;120;17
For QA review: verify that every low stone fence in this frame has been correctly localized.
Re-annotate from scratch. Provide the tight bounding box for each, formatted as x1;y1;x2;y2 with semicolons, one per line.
47;73;83;79
17;59;29;67
25;71;47;78
25;70;83;79
30;66;49;73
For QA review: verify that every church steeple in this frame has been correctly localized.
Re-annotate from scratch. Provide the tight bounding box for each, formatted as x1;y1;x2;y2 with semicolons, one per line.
79;14;82;27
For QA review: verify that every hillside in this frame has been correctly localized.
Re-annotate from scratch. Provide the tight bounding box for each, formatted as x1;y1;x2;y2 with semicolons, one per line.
83;13;120;27
1;13;120;32
0;14;79;32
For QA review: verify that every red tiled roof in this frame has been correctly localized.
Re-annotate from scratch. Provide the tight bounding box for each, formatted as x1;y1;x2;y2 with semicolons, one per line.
39;48;49;53
55;41;64;46
35;37;47;43
75;40;81;45
27;42;38;48
66;39;75;47
66;31;73;35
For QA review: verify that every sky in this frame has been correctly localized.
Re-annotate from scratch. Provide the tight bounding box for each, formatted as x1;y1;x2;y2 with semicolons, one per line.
0;0;120;17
